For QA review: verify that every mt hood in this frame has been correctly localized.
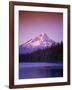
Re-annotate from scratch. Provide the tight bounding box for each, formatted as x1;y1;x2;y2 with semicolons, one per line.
19;33;56;54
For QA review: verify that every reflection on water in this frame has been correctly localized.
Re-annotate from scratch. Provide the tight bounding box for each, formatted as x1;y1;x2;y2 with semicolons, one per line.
19;63;63;79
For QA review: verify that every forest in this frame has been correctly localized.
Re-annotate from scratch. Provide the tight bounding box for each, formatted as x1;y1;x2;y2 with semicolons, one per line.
19;42;63;63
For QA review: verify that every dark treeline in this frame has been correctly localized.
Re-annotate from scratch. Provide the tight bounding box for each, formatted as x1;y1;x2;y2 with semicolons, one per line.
19;42;63;63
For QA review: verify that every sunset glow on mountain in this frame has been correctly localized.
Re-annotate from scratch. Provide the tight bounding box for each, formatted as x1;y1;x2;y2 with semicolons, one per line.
19;11;63;45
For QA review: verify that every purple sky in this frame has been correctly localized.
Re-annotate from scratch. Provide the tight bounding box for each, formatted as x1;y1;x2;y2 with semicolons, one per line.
19;11;63;45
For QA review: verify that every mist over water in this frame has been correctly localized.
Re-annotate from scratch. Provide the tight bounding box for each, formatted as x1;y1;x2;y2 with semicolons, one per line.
19;62;63;79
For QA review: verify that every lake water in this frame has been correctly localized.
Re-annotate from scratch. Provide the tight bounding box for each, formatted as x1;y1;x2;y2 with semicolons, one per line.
19;62;63;79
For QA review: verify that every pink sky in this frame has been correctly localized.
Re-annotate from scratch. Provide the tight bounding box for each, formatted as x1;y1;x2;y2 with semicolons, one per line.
19;11;63;45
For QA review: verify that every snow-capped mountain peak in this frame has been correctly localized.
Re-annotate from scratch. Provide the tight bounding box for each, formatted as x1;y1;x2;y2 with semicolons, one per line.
21;33;55;48
19;33;56;54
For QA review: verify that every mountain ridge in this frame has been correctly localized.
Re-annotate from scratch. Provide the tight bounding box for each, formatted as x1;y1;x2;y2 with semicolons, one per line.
19;33;56;54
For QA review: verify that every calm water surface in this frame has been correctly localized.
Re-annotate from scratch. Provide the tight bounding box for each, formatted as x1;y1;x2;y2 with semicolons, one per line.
19;62;63;79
